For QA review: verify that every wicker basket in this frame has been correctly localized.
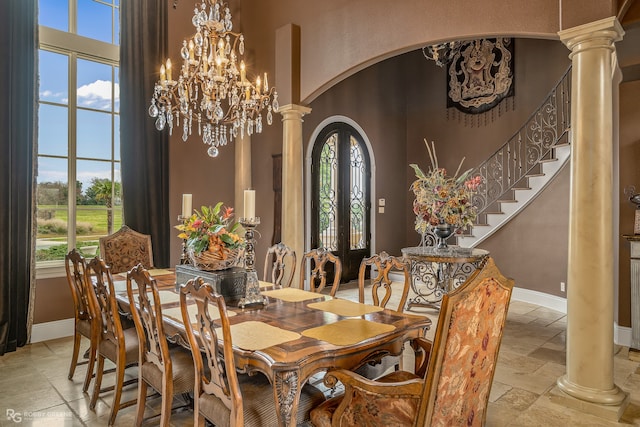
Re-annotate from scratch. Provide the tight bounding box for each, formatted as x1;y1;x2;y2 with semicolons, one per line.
188;247;241;271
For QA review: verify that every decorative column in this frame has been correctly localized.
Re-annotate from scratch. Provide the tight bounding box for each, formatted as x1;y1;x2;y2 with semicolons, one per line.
235;133;252;217
280;104;311;282
557;16;627;412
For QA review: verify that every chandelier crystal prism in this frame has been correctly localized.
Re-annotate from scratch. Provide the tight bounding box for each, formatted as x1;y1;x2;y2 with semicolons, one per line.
148;0;279;158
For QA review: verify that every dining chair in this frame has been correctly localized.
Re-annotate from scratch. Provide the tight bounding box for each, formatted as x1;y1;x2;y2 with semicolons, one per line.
358;251;411;312
355;251;412;378
180;277;326;426
99;225;154;274
310;257;514;427
86;257;139;427
127;264;195;427
64;249;98;392
299;247;342;296
263;241;296;287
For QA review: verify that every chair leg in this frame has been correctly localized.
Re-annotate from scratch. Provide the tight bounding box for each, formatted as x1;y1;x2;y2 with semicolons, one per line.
134;379;148;427
82;342;97;393
108;359;126;427
159;387;172;427
90;355;105;410
68;331;81;380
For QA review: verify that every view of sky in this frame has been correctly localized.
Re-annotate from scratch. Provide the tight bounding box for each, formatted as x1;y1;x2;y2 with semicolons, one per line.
37;0;121;193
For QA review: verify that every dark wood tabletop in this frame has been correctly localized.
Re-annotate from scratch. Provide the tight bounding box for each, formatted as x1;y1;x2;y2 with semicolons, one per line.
115;269;431;427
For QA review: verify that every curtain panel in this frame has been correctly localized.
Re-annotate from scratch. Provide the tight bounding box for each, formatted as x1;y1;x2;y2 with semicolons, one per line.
120;0;170;268
0;0;38;355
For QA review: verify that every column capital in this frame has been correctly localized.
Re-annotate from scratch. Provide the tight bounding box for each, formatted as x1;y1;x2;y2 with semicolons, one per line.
558;16;624;56
278;103;312;120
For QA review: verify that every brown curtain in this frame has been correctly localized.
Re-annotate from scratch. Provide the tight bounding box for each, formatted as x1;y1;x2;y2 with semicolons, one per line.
120;0;170;268
0;0;38;355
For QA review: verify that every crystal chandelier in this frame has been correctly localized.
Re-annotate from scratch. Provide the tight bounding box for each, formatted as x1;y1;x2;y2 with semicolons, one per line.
148;0;279;158
422;40;465;67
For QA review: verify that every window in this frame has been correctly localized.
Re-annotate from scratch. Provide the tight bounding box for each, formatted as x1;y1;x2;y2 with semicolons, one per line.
37;0;121;266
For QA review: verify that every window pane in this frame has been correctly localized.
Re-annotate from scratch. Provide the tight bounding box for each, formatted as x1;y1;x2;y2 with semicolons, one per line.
114;115;120;161
38;104;68;156
36;156;69;262
39;50;68;105
77;159;113;201
77;0;113;44
350;137;366;250
114;66;120;112
77;58;113;111
39;0;69;32
114;6;120;46
77;109;112;159
319;135;338;251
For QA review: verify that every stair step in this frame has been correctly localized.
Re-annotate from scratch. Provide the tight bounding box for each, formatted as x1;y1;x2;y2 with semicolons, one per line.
497;199;518;203
512;186;532;191
539;158;557;163
526;173;544;178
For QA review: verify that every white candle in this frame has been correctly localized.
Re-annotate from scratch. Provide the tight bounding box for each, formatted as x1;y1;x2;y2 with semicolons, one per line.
182;194;192;218
244;189;255;219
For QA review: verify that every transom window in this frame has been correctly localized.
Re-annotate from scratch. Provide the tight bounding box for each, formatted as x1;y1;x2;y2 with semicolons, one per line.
37;0;121;265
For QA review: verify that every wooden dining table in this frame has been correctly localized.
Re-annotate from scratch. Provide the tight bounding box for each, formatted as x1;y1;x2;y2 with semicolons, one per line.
114;268;431;427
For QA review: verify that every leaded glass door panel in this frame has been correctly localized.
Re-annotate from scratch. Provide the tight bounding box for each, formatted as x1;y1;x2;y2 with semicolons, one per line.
311;123;370;282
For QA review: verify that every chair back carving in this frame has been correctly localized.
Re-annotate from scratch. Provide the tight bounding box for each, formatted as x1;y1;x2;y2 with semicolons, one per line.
263;242;297;287
299;248;342;296
99;225;154;274
417;257;514;426
127;264;171;377
86;257;126;348
180;277;243;426
65;249;92;324
358;251;410;312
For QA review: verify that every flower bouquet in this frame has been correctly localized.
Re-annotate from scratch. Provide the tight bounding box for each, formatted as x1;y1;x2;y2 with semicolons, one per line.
410;139;482;241
176;202;244;270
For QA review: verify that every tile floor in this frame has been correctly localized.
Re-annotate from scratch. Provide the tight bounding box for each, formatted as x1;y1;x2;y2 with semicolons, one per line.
2;287;640;426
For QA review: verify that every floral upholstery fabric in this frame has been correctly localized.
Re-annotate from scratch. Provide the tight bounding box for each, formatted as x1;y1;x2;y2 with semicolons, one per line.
429;277;510;427
99;226;153;274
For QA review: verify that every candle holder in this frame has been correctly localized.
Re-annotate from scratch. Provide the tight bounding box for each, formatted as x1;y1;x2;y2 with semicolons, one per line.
177;215;190;265
238;217;268;308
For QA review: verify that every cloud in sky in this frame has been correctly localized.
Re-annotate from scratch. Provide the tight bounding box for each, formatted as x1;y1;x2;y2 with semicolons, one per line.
77;79;120;109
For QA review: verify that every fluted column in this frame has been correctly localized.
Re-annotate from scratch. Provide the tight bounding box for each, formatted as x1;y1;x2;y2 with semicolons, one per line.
557;17;626;407
235;133;252;217
279;104;311;284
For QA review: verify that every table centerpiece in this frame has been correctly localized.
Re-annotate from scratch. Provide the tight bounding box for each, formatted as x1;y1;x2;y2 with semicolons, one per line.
410;138;482;249
176;202;244;270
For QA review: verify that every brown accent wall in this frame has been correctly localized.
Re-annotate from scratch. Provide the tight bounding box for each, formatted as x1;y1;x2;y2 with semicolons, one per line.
33;276;73;323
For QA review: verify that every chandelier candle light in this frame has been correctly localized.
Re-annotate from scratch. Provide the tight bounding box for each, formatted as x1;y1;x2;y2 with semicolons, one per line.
149;0;279;158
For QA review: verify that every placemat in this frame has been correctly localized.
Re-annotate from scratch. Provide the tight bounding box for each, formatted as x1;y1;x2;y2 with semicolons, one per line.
163;305;236;324
259;280;274;289
216;321;301;351
261;288;326;303
158;290;181;305
307;299;384;317
147;268;173;276
302;319;396;346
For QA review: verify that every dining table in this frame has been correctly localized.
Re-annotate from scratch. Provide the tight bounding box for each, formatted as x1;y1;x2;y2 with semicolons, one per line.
114;268;431;427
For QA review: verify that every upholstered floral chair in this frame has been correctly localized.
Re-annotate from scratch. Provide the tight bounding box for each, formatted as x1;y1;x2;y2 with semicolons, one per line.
99;225;154;274
310;257;513;427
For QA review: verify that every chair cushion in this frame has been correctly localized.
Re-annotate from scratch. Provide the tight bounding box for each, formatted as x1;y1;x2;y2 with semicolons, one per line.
200;372;326;427
140;346;195;395
98;327;139;365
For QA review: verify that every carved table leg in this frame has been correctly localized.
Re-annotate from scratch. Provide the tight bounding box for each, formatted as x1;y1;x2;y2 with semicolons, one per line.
273;370;301;427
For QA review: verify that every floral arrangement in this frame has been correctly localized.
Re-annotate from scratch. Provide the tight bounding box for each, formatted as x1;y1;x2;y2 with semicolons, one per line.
410;139;482;235
176;202;244;260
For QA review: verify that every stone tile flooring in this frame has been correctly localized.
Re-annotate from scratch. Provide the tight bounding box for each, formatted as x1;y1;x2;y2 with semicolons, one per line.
2;286;640;425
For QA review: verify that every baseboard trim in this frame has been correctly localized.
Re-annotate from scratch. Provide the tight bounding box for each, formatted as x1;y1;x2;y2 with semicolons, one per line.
511;287;567;313
31;318;74;343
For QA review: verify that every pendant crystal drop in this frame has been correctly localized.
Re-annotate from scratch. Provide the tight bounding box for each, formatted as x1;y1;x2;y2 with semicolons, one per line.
256;115;263;133
231;93;239;107
214;103;224;120
148;103;159;118
272;96;279;112
207;146;219;157
267;109;273;125
239;36;245;55
213;3;220;21
155;115;166;131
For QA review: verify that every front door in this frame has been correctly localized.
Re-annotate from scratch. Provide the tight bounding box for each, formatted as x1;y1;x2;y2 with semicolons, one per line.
311;122;371;282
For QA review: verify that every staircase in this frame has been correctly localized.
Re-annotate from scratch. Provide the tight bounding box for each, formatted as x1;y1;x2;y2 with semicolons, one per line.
455;67;572;248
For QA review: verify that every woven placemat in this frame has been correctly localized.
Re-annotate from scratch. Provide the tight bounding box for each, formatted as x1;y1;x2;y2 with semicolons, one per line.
302;319;396;346
163;305;236;324
147;268;173;276
261;288;326;303
306;299;384;317
216;321;301;351
259;280;274;289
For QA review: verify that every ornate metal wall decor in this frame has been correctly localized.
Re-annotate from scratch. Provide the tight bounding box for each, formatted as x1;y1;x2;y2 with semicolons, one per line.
446;38;514;125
